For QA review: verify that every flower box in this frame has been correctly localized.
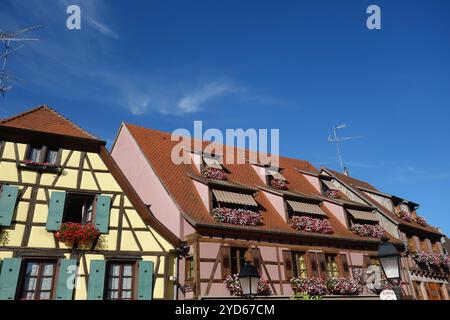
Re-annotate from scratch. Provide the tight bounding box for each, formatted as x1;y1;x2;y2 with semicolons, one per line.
350;223;388;240
290;277;327;296
55;222;100;246
19;160;62;173
212;207;262;226
270;178;288;190
224;274;271;296
410;250;450;270
398;211;413;223
202;167;227;180
414;216;427;226
326;278;361;295
288;216;334;234
325;189;340;198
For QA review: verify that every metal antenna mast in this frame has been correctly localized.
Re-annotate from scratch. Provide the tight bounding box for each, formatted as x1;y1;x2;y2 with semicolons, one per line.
328;124;362;176
0;25;42;97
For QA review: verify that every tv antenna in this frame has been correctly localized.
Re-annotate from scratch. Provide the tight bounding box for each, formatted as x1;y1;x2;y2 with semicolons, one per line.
328;124;362;176
0;25;42;97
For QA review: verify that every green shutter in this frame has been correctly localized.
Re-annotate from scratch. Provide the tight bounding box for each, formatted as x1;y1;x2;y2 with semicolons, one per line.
0;185;19;227
46;191;66;231
55;259;77;300
137;261;154;300
0;258;22;300
87;260;106;300
94;195;111;233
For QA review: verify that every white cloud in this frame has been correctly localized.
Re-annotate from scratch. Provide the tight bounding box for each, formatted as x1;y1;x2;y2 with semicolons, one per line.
177;80;234;113
88;18;119;39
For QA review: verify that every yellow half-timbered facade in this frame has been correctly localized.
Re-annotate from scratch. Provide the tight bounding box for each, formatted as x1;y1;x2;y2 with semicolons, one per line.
0;106;180;300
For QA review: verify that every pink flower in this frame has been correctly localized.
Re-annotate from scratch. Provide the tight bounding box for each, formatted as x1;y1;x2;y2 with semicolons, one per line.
290;277;327;295
326;278;361;295
224;274;271;296
351;223;388;240
270;178;288;190
212;207;262;226
288;216;334;234
399;211;413;223
202;167;227;180
326;189;340;198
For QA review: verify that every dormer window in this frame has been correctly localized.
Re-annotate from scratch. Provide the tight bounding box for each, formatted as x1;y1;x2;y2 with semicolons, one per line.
286;200;333;234
321;180;340;198
267;168;288;190
210;189;261;226
347;209;387;240
202;155;227;180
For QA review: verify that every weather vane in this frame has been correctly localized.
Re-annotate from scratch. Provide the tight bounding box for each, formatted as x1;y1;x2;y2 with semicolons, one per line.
0;25;42;97
328;124;362;176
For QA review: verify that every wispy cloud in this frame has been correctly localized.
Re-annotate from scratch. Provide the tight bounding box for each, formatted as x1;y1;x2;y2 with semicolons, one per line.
87;18;119;39
391;165;450;183
177;80;235;113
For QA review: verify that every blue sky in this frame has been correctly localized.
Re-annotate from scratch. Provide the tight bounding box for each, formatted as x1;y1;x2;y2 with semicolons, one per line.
1;0;449;234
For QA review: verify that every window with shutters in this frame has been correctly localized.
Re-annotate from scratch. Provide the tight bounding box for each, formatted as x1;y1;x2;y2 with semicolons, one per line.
19;260;57;300
291;252;308;278
230;247;247;274
62;193;95;224
106;261;136;300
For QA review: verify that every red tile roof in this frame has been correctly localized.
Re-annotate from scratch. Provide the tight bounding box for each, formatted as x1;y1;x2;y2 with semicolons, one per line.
124;123;394;243
322;167;442;236
0;105;98;139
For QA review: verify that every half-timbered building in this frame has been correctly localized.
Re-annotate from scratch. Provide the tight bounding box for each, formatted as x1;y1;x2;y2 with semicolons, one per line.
320;167;449;300
111;123;407;299
0;106;180;300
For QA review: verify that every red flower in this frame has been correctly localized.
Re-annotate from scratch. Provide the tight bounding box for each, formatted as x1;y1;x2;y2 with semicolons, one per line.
55;222;100;246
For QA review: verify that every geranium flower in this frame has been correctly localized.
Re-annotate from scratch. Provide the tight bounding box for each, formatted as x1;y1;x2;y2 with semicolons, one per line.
288;216;334;234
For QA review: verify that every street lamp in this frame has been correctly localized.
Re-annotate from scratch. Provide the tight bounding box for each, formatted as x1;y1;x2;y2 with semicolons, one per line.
377;240;402;299
238;262;261;299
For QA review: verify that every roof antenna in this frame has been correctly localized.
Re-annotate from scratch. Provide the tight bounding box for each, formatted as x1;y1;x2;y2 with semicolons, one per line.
328;124;362;176
0;25;42;97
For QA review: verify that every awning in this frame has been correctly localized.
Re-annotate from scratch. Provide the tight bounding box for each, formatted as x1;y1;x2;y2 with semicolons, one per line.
322;180;336;190
212;189;258;206
347;209;379;222
267;169;286;181
204;156;222;169
286;200;326;216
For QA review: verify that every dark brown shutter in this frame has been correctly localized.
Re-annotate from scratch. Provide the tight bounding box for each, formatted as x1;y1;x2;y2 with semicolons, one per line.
282;250;293;280
317;253;327;279
220;246;232;278
339;254;350;278
363;255;371;269
306;252;319;278
251;248;262;272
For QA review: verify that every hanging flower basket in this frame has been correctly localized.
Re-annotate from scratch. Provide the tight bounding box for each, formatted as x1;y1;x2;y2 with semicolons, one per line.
19;160;62;173
55;222;100;246
414;216;427;226
290;277;326;296
326;278;361;295
202;167;227;180
326;189;340;198
398;211;413;223
224;274;272;296
270;178;288;190
350;223;388;240
212;207;262;226
288;216;334;234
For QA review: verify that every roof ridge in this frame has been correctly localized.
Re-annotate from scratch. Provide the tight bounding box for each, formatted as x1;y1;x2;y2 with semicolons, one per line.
1;105;99;140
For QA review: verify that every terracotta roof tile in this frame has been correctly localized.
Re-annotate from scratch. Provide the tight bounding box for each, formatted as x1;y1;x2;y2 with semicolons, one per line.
124;123;391;242
323;167;442;236
0;105;98;139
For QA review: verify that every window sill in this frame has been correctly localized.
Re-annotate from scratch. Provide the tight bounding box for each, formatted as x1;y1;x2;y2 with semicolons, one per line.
17;162;62;174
